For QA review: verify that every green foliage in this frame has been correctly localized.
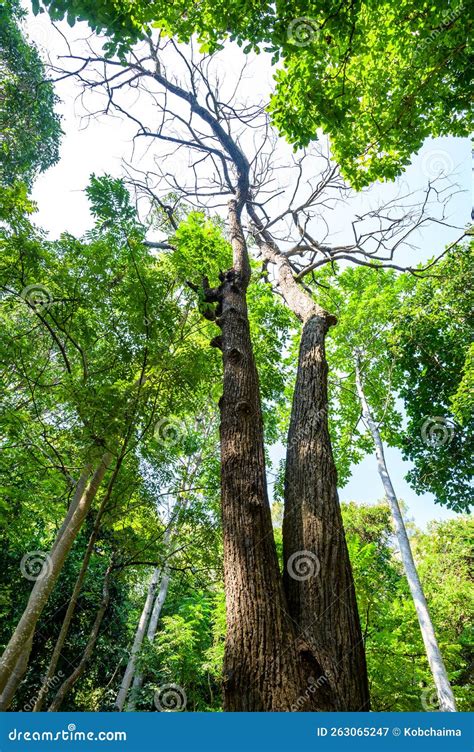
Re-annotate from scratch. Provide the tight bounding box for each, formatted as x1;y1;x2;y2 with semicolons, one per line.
392;241;474;511
171;212;232;288
342;503;473;711
136;588;225;711
313;264;406;484
0;176;295;711
269;0;472;187
0;0;61;186
313;251;473;511
35;0;472;186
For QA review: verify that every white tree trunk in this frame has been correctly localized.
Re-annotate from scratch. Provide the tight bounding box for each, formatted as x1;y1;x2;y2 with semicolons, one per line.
114;566;162;712
125;567;171;711
354;357;456;712
118;450;206;711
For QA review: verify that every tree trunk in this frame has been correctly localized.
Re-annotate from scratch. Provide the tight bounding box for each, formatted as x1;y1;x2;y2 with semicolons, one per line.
0;467;93;710
33;464;120;712
0;452;112;697
123;450;210;710
0;466;94;711
114;567;161;712
47;564;113;711
0;632;33;711
282;318;370;711
209;200;329;711
125;567;171;711
354;356;456;712
246;212;369;711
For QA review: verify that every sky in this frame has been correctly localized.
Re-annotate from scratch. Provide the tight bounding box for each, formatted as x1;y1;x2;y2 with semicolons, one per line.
23;8;472;530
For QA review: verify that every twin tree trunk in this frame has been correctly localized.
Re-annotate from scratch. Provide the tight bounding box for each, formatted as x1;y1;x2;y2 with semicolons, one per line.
206;201;333;711
243;212;369;711
354;357;456;712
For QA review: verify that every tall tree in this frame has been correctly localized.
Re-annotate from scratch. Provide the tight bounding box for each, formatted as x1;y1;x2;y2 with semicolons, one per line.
52;37;464;710
0;176;220;705
353;358;456;712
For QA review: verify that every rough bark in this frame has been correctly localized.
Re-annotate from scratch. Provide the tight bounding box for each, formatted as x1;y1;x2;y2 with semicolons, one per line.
47;564;113;711
247;210;369;711
0;452;112;697
282;319;370;711
354;356;456;712
208;200;329;711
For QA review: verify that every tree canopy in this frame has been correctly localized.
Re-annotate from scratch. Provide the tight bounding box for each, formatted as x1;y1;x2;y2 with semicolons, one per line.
0;0;61;186
33;0;472;186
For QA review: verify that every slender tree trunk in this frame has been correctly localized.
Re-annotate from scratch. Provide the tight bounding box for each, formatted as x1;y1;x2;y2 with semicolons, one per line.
125;568;171;711
207;200;329;711
0;633;33;710
246;213;370;711
33;464;120;712
47;564;113;711
114;567;161;712
0;452;112;697
0;463;93;710
145;568;171;643
0;469;93;710
122;452;206;711
354;356;456;712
